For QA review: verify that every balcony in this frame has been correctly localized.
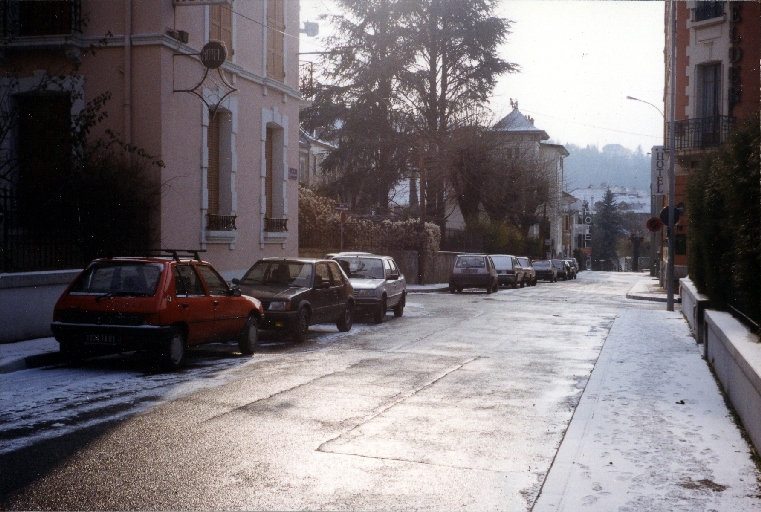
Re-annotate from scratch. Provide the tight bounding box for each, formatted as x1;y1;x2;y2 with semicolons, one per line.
692;1;724;22
206;214;237;231
1;0;81;38
264;217;288;232
665;116;734;151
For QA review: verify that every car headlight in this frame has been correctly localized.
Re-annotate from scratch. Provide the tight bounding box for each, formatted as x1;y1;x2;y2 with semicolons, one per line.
357;289;376;297
268;301;290;311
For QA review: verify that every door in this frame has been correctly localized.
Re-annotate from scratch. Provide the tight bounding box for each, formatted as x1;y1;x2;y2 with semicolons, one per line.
174;265;218;344
196;264;245;341
311;262;334;323
327;261;348;320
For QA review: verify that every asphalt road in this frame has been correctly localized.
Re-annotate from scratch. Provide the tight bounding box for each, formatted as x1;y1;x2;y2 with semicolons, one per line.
1;271;660;510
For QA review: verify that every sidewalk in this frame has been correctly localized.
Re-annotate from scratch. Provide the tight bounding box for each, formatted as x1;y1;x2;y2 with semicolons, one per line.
626;275;681;303
533;306;761;511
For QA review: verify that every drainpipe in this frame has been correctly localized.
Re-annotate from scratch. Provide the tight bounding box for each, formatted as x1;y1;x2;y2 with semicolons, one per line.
124;0;132;160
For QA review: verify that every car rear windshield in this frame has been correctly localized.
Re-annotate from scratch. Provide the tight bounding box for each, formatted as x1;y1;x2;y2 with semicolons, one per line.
455;256;485;268
490;256;513;270
334;257;384;279
69;262;164;296
240;261;313;288
517;257;530;267
533;260;552;269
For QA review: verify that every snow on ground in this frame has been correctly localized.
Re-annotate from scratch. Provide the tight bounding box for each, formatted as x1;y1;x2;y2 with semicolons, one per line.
535;307;761;511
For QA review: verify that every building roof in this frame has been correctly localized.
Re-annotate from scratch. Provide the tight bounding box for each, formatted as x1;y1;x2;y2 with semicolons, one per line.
568;185;651;214
541;143;570;157
494;108;550;140
299;129;336;150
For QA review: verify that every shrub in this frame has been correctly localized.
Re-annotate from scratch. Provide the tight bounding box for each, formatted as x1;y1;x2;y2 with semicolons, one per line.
687;111;760;325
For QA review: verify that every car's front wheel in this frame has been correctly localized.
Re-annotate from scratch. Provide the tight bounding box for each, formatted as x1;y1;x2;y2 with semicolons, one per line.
292;308;310;343
393;294;405;317
337;303;354;332
162;327;186;370
373;297;386;324
238;315;259;355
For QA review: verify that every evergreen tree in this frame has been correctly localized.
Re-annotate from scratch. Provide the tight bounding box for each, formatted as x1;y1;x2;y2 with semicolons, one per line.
590;189;622;270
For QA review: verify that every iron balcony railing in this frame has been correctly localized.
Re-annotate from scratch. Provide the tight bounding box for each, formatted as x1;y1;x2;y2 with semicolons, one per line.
1;0;82;38
206;214;237;231
665;116;734;151
264;217;288;232
692;1;724;22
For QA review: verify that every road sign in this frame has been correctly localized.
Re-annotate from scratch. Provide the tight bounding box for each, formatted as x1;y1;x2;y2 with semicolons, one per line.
334;203;349;211
646;217;663;232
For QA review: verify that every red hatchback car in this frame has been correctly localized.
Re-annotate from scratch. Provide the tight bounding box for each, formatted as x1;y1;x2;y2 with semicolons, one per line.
51;251;263;369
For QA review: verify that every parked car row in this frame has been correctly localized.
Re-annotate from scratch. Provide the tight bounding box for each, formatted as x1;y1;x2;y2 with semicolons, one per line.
50;250;408;370
449;254;578;291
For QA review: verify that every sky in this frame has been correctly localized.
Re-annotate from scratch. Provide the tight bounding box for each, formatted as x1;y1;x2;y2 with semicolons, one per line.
298;0;666;152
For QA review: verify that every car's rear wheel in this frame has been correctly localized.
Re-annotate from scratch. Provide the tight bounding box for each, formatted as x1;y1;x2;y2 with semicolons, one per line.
337;303;354;332
292;308;310;343
373;297;386;324
238;315;259;355
393;294;405;317
163;328;186;371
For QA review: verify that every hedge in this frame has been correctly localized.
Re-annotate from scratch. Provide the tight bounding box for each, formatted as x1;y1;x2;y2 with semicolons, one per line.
299;186;441;255
686;111;760;326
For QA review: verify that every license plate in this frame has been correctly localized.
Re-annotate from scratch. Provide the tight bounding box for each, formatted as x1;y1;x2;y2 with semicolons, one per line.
85;334;120;344
462;269;478;274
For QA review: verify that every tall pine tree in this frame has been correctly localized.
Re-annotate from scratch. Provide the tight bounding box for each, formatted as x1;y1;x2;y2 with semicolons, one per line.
590;189;622;270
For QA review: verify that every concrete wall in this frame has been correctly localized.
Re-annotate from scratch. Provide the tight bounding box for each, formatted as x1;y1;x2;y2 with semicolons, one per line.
680;278;710;345
703;310;761;456
0;270;80;343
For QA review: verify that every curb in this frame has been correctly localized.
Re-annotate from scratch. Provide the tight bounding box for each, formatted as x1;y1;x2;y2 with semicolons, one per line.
0;352;61;374
626;292;681;303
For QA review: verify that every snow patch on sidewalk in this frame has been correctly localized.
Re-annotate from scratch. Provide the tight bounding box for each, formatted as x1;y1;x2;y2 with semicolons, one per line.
534;308;761;511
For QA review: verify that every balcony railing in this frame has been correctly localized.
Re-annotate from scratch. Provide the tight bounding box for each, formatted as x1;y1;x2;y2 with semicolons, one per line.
264;217;288;232
692;1;724;22
206;214;237;231
665;116;734;151
1;0;82;38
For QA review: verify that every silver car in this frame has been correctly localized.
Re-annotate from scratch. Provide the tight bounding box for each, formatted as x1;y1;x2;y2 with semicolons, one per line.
330;253;407;323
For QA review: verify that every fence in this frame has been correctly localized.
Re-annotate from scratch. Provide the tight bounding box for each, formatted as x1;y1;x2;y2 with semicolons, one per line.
1;188;85;273
441;228;484;253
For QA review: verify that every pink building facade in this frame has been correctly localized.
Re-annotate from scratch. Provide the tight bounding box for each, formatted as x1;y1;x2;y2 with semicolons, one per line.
1;0;302;277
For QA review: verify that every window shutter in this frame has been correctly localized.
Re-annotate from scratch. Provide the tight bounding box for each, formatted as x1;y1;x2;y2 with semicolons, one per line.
221;5;233;53
209;5;221;41
207;113;220;216
267;0;285;81
265;128;274;218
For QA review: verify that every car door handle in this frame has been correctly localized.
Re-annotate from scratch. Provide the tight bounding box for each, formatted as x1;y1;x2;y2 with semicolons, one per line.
213;300;219;306
182;303;189;309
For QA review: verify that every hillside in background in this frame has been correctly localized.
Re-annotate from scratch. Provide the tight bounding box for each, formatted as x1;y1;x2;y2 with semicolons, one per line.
561;143;651;191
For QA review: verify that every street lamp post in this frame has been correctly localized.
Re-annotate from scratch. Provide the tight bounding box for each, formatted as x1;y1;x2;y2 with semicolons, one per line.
625;95;664;280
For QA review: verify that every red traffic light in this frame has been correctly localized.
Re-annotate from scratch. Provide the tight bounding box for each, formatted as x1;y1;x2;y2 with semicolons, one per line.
646;217;663;232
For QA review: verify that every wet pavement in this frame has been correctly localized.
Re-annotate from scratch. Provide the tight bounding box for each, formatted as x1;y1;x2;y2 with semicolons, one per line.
1;272;758;510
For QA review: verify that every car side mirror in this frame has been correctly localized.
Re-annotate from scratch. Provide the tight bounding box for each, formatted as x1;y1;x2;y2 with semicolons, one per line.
386;273;398;281
229;288;242;297
317;281;331;289
231;278;240;285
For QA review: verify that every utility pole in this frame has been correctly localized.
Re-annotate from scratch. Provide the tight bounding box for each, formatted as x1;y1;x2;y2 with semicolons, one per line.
418;140;427;285
667;1;677;311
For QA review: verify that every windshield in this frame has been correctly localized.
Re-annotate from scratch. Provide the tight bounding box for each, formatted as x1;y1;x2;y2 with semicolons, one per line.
533;260;552;269
552;260;564;267
240;261;313;287
517;258;530;267
69;262;163;296
490;256;512;270
335;257;385;279
455;256;485;268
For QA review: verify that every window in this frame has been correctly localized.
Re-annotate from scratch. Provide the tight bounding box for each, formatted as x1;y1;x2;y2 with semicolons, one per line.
209;2;233;52
327;262;345;285
267;0;285;81
315;263;330;287
1;0;81;38
196;265;230;296
693;1;724;22
175;265;206;296
698;63;721;119
206;109;235;231
207;111;221;216
265;127;274;219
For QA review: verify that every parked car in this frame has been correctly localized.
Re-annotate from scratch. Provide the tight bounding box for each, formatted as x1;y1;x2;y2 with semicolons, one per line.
516;256;537;286
552;259;571;281
330;253;407;323
449;254;499;293
562;258;578;279
533;259;558;282
233;258;354;342
51;250;264;369
490;254;526;288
